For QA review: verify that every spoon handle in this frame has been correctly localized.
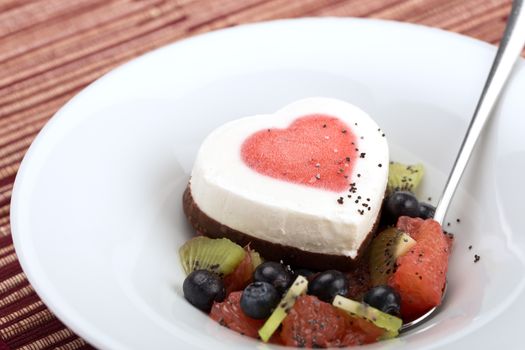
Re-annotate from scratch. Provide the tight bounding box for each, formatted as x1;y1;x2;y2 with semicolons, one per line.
433;0;525;224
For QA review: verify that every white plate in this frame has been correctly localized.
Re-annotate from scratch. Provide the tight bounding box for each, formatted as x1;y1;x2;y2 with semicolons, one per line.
10;18;525;350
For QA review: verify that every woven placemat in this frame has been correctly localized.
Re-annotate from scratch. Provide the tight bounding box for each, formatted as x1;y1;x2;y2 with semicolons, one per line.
0;0;515;349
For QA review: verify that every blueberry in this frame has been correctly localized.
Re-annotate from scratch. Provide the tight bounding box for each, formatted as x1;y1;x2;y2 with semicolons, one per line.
363;285;401;316
254;262;293;294
183;269;225;312
385;191;420;222
240;282;280;319
308;270;349;302
418;202;436;219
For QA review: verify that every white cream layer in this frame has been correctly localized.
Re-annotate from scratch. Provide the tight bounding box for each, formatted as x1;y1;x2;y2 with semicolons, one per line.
189;97;389;258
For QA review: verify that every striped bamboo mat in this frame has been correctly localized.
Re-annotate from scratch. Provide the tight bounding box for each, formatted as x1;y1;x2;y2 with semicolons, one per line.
0;0;515;349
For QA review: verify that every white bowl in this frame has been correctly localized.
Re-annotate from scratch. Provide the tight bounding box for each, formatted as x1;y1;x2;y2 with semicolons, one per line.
10;18;525;349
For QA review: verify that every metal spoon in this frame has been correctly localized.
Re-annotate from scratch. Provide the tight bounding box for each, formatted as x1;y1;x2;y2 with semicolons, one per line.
401;0;525;332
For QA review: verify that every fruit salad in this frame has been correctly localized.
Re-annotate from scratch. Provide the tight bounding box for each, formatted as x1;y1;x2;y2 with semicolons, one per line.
179;162;453;347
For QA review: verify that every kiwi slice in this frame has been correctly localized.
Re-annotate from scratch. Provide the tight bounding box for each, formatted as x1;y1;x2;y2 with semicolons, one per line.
333;295;402;339
258;275;308;342
250;250;263;270
179;236;246;276
369;228;416;286
387;162;424;194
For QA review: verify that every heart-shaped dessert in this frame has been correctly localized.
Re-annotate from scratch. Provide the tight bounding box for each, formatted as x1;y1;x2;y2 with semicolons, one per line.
184;97;389;269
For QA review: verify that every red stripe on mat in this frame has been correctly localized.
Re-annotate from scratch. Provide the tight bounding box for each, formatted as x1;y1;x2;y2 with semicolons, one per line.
0;235;91;349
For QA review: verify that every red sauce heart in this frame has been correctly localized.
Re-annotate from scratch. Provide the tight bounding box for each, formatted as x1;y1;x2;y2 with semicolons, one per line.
241;115;357;192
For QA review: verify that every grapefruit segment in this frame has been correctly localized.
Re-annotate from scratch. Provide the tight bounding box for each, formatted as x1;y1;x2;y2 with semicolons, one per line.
281;295;385;347
389;217;450;321
258;275;308;342
210;291;264;338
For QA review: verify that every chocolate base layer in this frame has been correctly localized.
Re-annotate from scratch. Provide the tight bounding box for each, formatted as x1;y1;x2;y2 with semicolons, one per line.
182;184;380;271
